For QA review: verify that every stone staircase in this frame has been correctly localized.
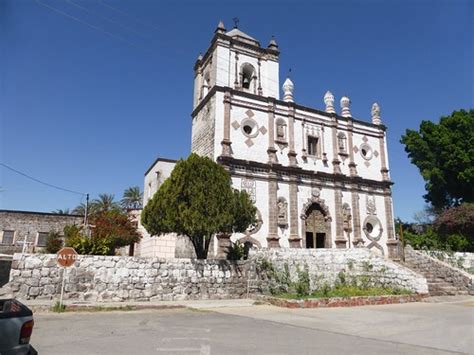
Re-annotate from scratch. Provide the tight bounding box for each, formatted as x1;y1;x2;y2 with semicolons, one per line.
400;246;473;296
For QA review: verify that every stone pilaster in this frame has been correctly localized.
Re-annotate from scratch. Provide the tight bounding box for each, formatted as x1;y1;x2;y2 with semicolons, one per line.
384;189;398;259
267;100;278;163
379;131;390;181
257;58;263;95
330;117;341;174
234;52;239;88
220;90;232;157
287;104;297;166
196;67;203;102
334;185;346;248
288;178;300;248
347;119;358;177
267;172;280;248
351;186;363;247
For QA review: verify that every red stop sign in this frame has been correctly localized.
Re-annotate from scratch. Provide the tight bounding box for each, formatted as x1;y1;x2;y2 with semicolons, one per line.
57;247;78;267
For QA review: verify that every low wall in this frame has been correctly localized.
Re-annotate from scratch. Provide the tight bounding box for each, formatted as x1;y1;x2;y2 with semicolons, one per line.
7;254;252;301
419;250;474;273
255;249;428;294
405;247;473;294
5;249;428;301
0;256;12;287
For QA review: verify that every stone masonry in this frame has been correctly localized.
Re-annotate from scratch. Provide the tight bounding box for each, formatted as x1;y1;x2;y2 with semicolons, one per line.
256;248;428;294
401;246;474;296
0;210;83;254
4;249;428;301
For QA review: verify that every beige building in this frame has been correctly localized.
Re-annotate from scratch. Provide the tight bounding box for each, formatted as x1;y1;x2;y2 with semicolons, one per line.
136;22;397;259
0;209;83;254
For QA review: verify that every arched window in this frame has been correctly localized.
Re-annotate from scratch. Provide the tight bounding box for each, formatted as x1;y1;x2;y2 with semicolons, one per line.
240;63;255;90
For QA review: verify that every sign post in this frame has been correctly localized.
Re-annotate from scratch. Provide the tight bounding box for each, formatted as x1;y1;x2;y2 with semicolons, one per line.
56;247;78;308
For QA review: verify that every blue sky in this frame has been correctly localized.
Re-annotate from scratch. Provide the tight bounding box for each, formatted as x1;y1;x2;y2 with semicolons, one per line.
1;0;472;220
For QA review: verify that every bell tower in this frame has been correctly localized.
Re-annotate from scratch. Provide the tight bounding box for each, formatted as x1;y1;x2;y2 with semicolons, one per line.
192;21;280;109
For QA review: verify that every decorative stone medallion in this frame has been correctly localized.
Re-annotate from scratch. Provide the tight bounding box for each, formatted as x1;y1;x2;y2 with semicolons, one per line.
363;215;384;255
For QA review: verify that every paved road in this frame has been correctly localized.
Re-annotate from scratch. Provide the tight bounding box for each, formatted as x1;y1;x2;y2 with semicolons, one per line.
31;297;474;354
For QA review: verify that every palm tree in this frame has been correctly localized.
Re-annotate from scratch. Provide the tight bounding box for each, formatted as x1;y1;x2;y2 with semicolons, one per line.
52;208;71;214
121;186;143;209
92;193;120;213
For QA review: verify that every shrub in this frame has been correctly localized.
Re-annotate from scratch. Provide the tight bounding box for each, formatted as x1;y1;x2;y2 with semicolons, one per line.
45;231;63;253
226;241;245;260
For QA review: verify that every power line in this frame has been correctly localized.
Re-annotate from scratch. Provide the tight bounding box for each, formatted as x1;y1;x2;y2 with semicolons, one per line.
65;0;148;39
98;0;161;32
35;0;150;52
0;162;86;196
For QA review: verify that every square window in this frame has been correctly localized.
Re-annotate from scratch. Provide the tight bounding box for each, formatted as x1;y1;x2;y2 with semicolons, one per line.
37;232;49;247
1;230;14;245
307;136;319;156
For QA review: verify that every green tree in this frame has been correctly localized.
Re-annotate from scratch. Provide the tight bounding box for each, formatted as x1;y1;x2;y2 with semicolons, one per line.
141;153;256;259
91;193;121;213
400;109;474;209
433;203;474;252
52;208;71;215
64;210;141;255
121;186;143;209
45;231;63;253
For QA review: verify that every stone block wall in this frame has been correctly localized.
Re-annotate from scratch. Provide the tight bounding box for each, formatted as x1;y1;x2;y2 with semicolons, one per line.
255;248;428;294
404;246;473;295
419;250;474;273
4;249;429;302
7;254;253;301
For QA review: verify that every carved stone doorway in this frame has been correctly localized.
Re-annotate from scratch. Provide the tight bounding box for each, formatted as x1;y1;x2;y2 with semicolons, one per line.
303;203;331;248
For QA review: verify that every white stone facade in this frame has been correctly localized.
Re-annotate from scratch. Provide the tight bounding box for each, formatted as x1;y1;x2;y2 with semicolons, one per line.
137;22;397;259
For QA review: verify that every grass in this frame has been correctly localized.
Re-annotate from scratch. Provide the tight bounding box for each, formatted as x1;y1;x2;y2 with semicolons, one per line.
51;301;66;313
277;285;413;300
50;303;135;313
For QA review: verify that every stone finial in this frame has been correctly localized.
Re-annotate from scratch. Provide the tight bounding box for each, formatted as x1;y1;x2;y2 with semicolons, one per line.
371;102;382;125
282;77;294;102
268;36;279;50
197;53;203;61
215;20;226;34
340;96;351;117
324;91;336;113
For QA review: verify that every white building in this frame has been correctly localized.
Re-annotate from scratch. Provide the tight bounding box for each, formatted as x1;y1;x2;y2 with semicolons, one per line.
136;22;398;259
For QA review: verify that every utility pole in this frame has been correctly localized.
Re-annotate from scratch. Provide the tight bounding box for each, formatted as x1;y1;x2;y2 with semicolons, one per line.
84;193;90;237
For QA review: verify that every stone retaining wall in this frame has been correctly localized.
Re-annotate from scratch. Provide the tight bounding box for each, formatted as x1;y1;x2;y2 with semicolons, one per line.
419;250;474;273
4;249;428;301
404;246;473;294
7;254;253;301
255;249;428;294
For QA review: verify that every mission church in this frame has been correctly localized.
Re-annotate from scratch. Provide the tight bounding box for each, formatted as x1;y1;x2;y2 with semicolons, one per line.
135;21;398;259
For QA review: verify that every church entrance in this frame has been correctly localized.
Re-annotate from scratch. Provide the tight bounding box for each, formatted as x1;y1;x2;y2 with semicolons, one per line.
304;204;328;249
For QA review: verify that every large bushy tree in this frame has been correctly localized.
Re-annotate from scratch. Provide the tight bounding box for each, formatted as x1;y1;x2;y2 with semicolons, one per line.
141;153;256;259
65;210;141;255
400;109;474;209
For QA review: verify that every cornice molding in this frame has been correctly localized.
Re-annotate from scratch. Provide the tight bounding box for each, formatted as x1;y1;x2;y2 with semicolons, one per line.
217;156;394;190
